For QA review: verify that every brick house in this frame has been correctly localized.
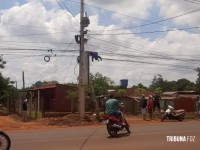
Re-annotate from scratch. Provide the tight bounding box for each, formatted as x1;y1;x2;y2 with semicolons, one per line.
28;83;78;117
98;88;155;115
98;89;198;114
162;91;198;112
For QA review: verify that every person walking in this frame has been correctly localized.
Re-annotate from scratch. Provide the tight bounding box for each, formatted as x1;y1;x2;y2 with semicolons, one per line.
147;95;154;120
22;99;28;122
140;94;147;120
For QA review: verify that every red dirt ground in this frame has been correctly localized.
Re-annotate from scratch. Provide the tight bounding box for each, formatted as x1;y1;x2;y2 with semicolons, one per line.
0;115;164;131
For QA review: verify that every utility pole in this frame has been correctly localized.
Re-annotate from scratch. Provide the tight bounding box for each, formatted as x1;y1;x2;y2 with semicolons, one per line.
0;10;2;23
22;71;25;90
79;0;85;118
76;0;90;118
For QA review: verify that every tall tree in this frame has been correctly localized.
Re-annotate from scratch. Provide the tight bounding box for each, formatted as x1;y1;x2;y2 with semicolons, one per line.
135;87;146;96
0;55;6;69
161;80;177;91
132;83;148;89
195;68;200;93
0;56;8;99
90;72;115;96
0;56;15;111
149;74;164;91
176;78;195;91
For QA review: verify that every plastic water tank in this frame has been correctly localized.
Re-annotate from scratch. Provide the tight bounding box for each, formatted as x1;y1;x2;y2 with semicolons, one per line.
120;79;128;88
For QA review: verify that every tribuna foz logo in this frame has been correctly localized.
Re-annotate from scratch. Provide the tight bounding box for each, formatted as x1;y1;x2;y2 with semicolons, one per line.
166;136;196;142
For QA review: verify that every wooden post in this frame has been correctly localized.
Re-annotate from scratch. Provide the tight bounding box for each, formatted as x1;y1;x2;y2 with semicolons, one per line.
29;92;32;118
41;97;44;118
35;90;40;119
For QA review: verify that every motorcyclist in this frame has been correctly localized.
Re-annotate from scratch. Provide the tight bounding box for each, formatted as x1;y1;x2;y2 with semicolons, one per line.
105;93;125;125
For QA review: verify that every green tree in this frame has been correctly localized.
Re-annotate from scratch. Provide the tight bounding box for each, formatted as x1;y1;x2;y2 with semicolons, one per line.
0;56;18;112
135;87;146;96
161;80;177;92
0;73;11;99
90;72;115;96
67;90;78;113
132;83;148;89
118;89;126;97
176;78;195;91
154;87;162;94
195;68;200;93
0;56;9;100
149;74;164;91
0;55;6;69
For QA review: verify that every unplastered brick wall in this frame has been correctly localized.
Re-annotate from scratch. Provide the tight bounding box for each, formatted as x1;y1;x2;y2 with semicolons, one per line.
174;97;195;112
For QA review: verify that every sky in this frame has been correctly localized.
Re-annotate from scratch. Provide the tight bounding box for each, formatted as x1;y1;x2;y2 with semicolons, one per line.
0;0;200;88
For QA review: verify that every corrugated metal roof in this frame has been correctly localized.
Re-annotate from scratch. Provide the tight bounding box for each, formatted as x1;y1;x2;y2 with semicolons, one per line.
163;91;198;96
163;92;177;95
28;83;77;91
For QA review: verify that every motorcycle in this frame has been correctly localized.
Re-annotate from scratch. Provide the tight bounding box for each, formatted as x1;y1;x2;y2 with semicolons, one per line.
0;131;11;150
161;105;186;122
102;114;131;137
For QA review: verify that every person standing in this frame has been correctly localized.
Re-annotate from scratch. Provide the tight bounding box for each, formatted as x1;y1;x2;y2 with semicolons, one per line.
153;93;161;112
140;94;147;120
147;95;154;120
22;99;28;122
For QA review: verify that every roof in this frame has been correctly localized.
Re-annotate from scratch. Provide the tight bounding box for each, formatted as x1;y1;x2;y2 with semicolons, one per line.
163;92;177;96
163;91;198;96
108;88;155;98
28;83;77;91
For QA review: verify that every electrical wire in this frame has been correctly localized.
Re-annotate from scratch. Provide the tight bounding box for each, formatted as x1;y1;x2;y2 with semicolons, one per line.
55;0;79;32
89;7;200;32
184;0;200;4
89;26;200;36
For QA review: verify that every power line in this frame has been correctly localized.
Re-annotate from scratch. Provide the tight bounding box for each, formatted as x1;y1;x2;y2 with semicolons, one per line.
90;7;200;32
102;57;195;70
70;0;199;30
0;48;79;52
55;0;79;32
0;31;75;38
184;0;200;4
2;22;77;32
89;26;200;36
87;35;200;67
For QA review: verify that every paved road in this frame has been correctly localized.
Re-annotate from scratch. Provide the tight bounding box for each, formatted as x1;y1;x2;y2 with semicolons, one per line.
7;120;200;150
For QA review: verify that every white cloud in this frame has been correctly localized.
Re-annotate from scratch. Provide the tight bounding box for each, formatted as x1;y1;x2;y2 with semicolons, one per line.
1;0;200;89
155;0;200;26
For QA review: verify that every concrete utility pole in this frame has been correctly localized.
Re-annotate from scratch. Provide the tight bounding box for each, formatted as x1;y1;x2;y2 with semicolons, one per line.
0;10;2;23
79;0;85;118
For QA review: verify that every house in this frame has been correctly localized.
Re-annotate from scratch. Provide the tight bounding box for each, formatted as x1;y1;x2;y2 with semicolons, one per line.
27;83;78;117
98;88;155;115
98;89;198;115
162;91;198;112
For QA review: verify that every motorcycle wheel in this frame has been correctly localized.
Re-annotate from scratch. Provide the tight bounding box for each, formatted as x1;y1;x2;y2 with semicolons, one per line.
124;119;131;133
0;131;11;150
106;122;117;137
178;115;184;121
161;114;167;122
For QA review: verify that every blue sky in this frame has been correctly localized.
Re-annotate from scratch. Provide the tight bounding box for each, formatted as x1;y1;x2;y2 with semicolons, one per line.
0;0;200;88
